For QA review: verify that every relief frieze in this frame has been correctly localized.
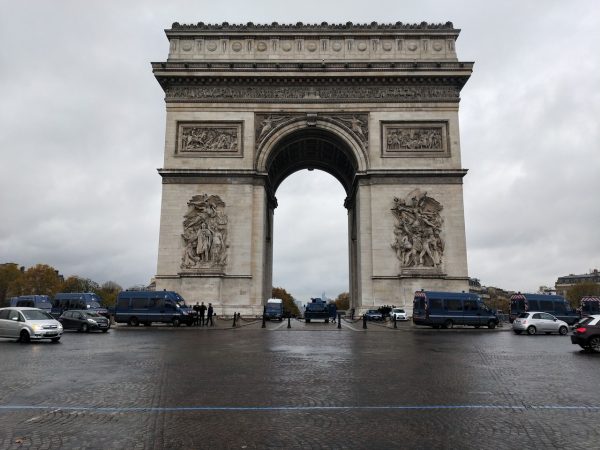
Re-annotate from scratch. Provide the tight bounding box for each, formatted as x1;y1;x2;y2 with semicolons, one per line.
176;122;242;157
165;85;460;103
382;121;449;157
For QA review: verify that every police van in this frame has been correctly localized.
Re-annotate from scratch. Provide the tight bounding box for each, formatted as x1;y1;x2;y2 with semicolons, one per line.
412;290;499;329
114;290;193;327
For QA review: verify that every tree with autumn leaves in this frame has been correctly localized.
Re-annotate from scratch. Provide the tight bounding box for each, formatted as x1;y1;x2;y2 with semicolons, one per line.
0;263;122;307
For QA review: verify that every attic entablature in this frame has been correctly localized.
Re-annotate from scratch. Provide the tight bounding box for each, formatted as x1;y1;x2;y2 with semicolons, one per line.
165;21;461;62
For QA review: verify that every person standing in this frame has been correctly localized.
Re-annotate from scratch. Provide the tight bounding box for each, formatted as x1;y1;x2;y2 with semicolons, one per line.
199;301;207;326
206;303;214;327
193;302;201;326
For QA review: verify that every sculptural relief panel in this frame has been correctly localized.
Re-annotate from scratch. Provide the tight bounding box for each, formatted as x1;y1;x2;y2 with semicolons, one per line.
390;189;445;273
180;193;229;272
381;121;449;157
176;122;243;157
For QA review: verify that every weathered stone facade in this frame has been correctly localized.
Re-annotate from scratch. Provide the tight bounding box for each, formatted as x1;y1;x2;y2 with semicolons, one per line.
153;22;472;314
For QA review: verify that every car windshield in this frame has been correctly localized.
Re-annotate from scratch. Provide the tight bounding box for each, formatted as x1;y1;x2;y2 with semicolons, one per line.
517;313;529;318
393;309;405;313
22;310;55;320
368;310;379;314
85;311;102;318
88;301;102;308
174;294;187;307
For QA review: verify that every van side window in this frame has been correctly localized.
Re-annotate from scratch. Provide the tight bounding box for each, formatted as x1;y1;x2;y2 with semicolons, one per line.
554;303;566;314
117;298;129;309
0;310;10;320
528;300;539;310
132;298;148;309
540;300;553;311
429;299;443;311
149;298;164;308
8;310;20;321
446;299;462;311
464;300;478;311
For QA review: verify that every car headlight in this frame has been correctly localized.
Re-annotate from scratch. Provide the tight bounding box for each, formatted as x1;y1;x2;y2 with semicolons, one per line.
32;324;42;332
87;319;97;324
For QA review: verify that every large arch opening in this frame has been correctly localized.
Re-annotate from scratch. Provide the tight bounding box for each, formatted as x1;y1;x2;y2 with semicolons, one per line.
264;128;359;310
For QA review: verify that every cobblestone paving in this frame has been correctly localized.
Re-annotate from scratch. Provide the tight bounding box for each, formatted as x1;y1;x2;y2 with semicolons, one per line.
0;320;598;449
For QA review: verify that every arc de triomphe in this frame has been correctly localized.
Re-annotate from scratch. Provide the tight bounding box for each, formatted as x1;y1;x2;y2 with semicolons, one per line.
152;22;473;314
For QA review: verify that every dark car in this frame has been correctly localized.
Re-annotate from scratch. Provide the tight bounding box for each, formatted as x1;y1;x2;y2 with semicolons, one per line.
365;309;383;321
571;315;600;352
59;310;110;333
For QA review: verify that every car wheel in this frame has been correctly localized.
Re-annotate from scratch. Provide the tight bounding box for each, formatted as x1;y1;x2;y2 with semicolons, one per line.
444;320;453;329
487;320;497;329
306;319;310;323
129;317;139;327
143;322;151;326
51;337;61;343
474;325;480;329
513;330;522;335
589;337;600;353
325;319;329;323
81;324;89;333
19;330;31;343
172;318;180;327
101;329;108;333
527;326;536;335
559;326;568;336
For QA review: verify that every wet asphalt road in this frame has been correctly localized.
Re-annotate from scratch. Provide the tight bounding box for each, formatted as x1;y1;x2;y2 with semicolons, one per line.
0;319;599;449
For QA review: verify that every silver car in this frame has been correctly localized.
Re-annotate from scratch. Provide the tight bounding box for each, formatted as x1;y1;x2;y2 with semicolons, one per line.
390;308;408;321
512;311;569;336
0;307;63;343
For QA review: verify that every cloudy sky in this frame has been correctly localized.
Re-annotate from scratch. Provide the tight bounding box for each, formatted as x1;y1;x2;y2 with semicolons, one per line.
1;1;598;302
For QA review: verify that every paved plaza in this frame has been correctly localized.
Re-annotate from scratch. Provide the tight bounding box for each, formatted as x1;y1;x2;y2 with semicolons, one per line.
0;319;599;449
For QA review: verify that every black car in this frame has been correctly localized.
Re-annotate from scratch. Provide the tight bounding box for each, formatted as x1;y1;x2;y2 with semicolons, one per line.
571;315;600;352
59;310;110;333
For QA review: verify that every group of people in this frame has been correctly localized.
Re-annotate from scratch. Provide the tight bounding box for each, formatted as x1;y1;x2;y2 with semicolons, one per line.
192;301;214;326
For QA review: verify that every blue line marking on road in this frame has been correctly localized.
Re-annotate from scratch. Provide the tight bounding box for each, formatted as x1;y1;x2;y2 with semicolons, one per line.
1;404;600;413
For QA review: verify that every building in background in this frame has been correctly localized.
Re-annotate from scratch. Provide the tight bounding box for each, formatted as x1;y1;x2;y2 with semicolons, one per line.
555;269;600;298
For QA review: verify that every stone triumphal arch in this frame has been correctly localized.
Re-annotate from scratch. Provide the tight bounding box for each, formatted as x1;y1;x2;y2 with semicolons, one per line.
152;22;473;314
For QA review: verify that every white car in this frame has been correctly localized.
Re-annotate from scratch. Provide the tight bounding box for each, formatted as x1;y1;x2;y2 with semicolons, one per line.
390;308;408;321
0;307;63;343
512;311;569;336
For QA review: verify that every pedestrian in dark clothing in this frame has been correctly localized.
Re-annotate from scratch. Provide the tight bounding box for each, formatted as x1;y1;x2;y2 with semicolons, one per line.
206;303;214;326
350;308;355;320
193;302;201;326
199;302;207;326
329;303;337;323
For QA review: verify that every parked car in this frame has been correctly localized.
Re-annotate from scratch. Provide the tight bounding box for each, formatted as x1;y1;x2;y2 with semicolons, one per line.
0;307;63;343
59;310;110;333
570;315;600;352
512;312;569;335
390;308;408;321
365;309;383;321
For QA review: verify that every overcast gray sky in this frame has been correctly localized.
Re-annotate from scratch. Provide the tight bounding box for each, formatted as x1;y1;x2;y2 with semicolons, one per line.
1;0;598;301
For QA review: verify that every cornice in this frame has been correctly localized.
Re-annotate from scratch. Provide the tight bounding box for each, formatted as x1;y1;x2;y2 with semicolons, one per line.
168;21;458;33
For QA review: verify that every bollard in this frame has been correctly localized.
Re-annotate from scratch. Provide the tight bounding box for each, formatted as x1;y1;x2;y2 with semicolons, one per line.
363;314;367;329
232;312;237;328
337;312;341;329
262;306;266;328
393;314;397;329
287;316;291;328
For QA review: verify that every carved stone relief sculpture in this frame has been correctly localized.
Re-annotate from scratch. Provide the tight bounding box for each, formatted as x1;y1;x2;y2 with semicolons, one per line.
381;121;449;157
177;122;242;157
181;193;228;271
255;112;369;151
391;189;444;270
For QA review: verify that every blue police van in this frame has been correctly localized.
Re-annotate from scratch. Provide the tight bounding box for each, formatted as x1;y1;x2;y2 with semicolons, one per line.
413;290;499;329
52;292;109;318
509;293;579;325
114;290;193;327
10;295;53;312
